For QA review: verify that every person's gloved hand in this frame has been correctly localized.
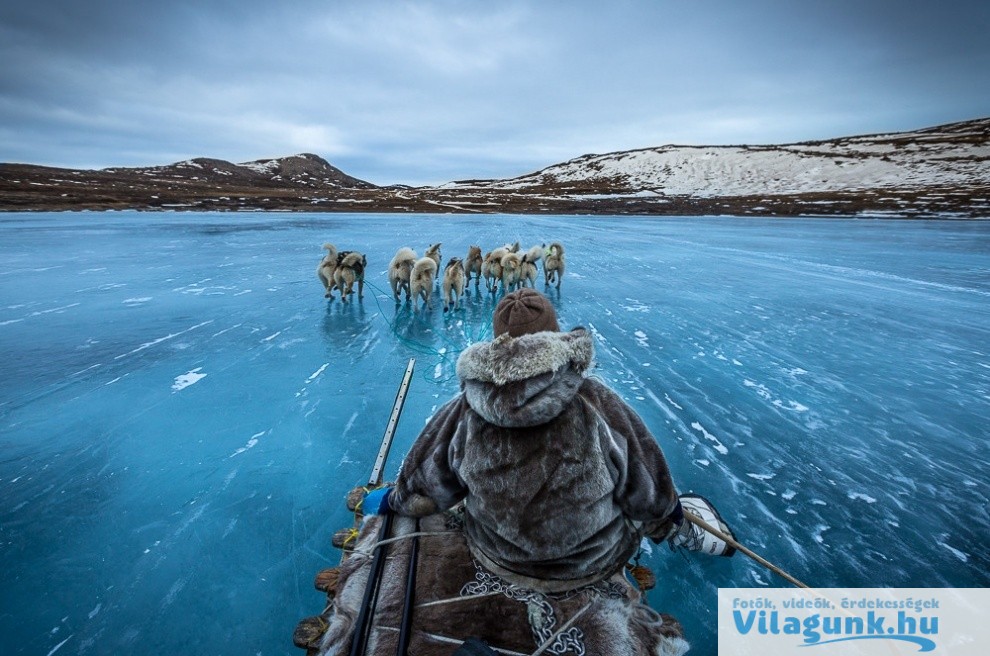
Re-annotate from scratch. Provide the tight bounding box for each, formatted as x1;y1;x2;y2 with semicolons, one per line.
362;486;392;515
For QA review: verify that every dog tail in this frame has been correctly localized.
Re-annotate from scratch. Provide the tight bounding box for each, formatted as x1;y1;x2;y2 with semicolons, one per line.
340;251;364;268
524;245;543;263
322;242;336;253
549;241;565;257
500;252;521;268
394;246;417;262
413;256;438;280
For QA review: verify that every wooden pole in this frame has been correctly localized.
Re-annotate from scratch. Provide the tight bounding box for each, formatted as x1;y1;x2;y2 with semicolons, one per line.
683;512;810;589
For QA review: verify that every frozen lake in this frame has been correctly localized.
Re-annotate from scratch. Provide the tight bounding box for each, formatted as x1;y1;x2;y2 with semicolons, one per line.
1;212;988;655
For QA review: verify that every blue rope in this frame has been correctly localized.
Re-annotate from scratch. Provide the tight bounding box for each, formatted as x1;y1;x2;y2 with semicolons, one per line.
361;279;493;387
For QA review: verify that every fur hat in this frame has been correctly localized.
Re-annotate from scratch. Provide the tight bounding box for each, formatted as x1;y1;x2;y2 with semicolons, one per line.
493;289;559;337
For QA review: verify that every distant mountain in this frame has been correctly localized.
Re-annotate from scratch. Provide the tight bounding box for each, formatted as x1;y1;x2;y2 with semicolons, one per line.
121;153;377;189
1;119;988;217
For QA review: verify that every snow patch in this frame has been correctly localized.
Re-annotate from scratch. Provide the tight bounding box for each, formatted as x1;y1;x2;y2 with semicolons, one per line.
690;421;728;455
172;368;206;392
937;541;969;563
230;431;265;458
306;363;329;383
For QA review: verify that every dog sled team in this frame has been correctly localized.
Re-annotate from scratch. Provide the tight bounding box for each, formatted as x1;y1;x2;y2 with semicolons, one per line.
319;240;566;310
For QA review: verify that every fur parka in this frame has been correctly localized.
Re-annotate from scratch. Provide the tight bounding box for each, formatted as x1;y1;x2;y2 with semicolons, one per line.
391;327;680;591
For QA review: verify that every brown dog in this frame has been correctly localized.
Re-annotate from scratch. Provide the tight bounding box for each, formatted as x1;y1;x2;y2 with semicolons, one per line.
544;242;565;289
464;245;483;287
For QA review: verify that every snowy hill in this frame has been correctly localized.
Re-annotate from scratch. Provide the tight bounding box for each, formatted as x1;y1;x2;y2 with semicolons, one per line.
446;118;990;198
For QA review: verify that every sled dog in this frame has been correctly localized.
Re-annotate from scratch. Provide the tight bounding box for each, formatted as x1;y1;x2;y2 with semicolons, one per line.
544;242;565;289
519;244;543;288
482;246;509;293
317;243;339;298
410;256;438;310
500;251;523;293
442;258;466;312
388;247;417;302
334;251;367;303
424;243;442;280
464;245;483;287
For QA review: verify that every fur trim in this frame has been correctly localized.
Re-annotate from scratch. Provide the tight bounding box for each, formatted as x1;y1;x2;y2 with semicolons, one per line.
456;328;592;386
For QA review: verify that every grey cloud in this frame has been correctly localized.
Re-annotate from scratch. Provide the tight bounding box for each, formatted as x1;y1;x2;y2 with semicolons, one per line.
0;0;986;184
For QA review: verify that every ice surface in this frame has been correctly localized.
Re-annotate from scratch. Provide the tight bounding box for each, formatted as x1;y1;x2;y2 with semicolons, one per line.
1;212;989;656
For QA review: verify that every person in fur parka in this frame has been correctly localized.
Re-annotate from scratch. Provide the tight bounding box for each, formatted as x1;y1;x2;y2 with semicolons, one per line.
380;289;686;592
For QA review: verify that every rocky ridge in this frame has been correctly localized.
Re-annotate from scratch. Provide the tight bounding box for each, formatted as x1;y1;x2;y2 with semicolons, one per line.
1;119;987;217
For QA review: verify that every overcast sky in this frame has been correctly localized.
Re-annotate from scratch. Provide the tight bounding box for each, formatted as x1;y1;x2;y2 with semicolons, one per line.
1;0;987;185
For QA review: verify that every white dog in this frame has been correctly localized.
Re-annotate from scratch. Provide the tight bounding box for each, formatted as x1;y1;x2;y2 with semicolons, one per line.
518;244;543;288
317;243;338;298
388;247;417;302
500;251;523;293
442;258;466;312
410;256;438;310
481;246;508;293
424;243;442;280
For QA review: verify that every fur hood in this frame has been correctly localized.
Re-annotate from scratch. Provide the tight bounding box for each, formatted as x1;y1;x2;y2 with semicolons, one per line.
456;328;593;428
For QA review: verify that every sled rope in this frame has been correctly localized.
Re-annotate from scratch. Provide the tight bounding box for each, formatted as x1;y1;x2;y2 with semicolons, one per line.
363;280;493;386
683;513;809;588
385;630;527;656
415;591;503;608
349;530;460;558
340;528;360;549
